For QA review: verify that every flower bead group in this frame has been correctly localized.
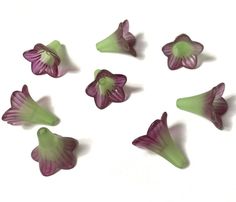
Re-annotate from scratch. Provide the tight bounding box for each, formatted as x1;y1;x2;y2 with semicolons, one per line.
2;19;231;176
2;85;79;176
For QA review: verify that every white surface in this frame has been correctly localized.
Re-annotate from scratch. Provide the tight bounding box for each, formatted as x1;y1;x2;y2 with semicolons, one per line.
1;0;236;201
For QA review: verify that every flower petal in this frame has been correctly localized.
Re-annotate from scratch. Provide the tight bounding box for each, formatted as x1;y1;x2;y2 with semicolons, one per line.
2;109;22;125
31;147;40;162
63;137;78;152
113;74;127;87
162;43;173;56
59;150;77;169
128;47;137;57
10;92;27;109
192;42;204;55
122;20;129;35
85;82;97;97
96;69;113;80
211;112;223;129
39;159;60;176
213;97;228;115
182;55;198;69
124;32;136;46
31;60;59;77
10;85;30;109
161;112;168;125
22;85;31;97
31;60;48;75
213;83;225;98
168;55;182;70
95;93;110;109
147;112;168;141
121;20;136;46
132;135;157;148
46;63;59;78
109;87;126;102
119;39;137;56
23;50;41;62
175;34;191;42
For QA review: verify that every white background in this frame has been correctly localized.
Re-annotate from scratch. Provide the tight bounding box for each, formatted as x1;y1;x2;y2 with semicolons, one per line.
1;0;236;201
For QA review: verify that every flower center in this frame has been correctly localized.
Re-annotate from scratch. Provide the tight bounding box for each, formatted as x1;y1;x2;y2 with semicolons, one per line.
41;51;54;65
98;77;115;95
172;41;193;57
